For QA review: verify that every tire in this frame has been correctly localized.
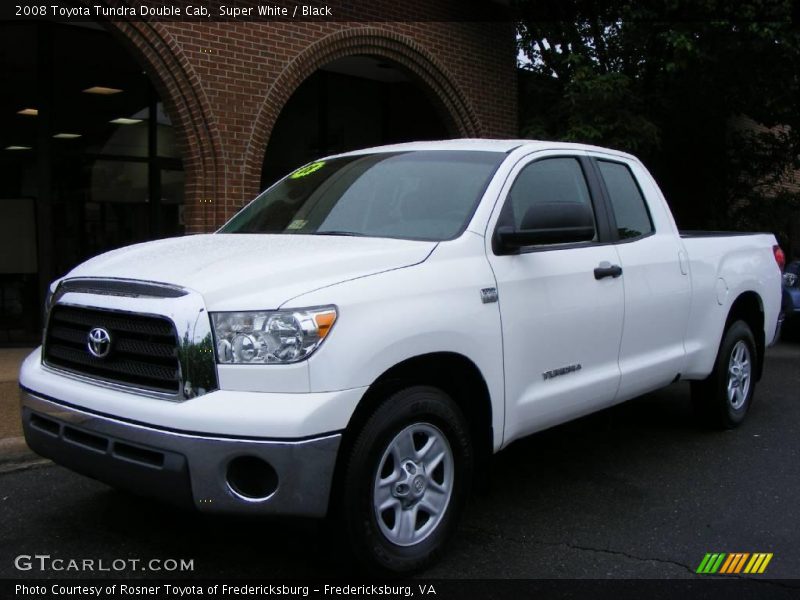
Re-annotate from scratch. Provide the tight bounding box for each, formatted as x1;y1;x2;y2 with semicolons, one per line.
691;320;757;429
339;385;473;573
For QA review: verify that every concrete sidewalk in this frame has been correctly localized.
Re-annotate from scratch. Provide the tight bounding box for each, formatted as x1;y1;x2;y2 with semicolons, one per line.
0;348;37;467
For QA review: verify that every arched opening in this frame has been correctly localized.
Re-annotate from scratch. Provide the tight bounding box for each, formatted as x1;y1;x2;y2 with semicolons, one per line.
0;21;185;344
261;55;452;188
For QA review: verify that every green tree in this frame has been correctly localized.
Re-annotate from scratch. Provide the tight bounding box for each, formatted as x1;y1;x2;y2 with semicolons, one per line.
515;0;800;251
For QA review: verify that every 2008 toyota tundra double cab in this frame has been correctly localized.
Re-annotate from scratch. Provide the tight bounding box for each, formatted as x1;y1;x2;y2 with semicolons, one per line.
20;140;783;572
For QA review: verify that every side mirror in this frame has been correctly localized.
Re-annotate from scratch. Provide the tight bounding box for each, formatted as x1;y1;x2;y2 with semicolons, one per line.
495;202;595;254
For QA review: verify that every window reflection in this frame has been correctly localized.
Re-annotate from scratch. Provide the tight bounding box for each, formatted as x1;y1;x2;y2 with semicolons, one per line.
0;22;184;343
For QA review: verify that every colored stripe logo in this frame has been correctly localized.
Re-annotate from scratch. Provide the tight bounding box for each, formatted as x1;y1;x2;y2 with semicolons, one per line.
696;552;773;574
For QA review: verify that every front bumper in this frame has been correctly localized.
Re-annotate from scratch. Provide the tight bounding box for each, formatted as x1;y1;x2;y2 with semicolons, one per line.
21;389;341;517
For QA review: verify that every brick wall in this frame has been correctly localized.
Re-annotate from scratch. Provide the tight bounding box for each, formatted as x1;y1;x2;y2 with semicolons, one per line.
107;5;518;233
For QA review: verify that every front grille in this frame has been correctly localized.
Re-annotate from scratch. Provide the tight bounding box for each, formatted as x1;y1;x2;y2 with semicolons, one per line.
44;305;180;395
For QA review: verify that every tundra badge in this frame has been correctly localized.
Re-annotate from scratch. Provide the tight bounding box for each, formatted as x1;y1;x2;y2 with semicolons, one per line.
480;288;498;304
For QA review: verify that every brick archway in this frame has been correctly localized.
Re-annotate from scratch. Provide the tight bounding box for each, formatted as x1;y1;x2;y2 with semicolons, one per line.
102;20;225;233
241;27;484;207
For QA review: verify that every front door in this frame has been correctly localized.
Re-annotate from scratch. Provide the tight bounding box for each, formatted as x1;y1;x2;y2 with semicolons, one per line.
486;153;625;444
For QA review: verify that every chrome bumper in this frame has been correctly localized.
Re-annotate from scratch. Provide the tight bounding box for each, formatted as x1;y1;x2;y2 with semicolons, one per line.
21;389;341;517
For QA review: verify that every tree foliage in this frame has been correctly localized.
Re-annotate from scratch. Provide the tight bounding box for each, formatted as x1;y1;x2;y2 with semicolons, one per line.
514;0;800;252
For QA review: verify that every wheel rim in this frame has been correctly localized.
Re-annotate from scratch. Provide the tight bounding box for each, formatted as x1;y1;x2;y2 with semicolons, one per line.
373;422;454;547
727;340;752;410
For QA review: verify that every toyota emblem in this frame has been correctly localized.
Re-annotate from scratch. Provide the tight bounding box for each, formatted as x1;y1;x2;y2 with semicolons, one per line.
87;327;112;359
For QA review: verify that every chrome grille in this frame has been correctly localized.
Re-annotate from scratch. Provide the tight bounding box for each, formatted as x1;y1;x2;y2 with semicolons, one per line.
44;305;180;394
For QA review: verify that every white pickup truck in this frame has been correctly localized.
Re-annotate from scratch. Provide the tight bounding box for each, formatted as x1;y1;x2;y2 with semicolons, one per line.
19;140;783;572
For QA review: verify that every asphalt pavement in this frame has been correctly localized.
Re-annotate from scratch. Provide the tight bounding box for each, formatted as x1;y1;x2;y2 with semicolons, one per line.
0;348;35;468
1;341;799;580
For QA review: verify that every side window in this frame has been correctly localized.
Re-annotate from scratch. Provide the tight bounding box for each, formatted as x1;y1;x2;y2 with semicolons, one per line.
597;161;654;240
500;157;596;238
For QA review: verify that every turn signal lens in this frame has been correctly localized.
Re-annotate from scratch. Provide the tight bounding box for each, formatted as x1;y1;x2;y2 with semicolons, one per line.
313;310;337;339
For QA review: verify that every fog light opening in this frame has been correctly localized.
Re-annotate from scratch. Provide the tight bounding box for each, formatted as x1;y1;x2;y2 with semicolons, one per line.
226;455;278;501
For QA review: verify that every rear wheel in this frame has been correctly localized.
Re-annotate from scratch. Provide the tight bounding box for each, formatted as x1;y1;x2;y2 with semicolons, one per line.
339;385;473;573
691;320;757;429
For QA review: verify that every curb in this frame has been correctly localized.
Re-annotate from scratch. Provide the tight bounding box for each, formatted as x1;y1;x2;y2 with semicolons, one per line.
0;437;48;473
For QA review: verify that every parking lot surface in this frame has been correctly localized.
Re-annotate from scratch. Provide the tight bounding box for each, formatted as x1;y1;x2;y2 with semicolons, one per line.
2;342;799;579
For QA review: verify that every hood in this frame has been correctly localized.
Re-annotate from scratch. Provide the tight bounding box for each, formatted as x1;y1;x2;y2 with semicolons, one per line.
65;233;436;310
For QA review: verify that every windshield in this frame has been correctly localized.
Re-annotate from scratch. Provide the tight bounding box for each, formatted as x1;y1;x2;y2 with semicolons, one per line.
219;151;504;241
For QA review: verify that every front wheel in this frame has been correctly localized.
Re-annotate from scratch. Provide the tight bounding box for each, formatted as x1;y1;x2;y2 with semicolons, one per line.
691;320;757;429
339;385;473;573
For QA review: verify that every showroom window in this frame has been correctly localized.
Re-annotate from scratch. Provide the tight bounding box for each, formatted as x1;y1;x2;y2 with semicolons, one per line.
0;22;183;343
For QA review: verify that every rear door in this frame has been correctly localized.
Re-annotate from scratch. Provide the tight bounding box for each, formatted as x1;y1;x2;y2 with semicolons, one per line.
486;152;625;444
590;157;691;401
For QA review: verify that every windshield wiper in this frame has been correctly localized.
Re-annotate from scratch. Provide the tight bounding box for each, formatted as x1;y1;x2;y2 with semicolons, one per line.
311;230;369;237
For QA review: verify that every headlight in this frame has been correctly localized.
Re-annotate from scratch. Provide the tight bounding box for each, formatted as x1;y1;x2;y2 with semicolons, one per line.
784;272;798;288
211;306;337;364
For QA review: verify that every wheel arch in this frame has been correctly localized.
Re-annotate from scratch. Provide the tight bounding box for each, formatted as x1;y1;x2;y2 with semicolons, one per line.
329;352;494;510
725;291;766;380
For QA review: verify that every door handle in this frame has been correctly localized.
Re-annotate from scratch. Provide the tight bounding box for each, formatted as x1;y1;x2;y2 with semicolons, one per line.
594;263;623;280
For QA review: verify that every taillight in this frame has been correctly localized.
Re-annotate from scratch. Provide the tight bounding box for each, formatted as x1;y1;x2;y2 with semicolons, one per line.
774;245;786;272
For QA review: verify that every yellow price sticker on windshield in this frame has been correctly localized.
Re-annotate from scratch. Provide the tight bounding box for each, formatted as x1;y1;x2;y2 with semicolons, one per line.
290;161;325;179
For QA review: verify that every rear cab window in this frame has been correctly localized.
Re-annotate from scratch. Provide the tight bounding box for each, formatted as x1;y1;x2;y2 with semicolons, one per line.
596;160;654;240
